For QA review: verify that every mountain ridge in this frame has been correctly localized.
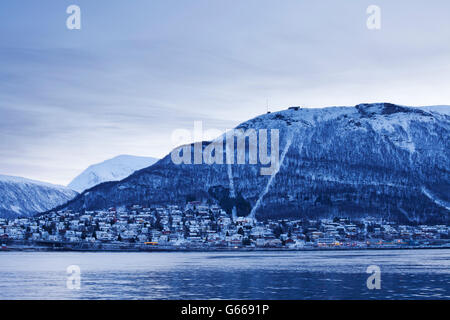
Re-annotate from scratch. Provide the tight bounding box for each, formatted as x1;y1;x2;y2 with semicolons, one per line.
47;103;450;224
0;175;78;218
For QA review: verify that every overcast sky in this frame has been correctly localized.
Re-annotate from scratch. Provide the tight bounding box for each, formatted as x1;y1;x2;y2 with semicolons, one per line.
1;0;450;185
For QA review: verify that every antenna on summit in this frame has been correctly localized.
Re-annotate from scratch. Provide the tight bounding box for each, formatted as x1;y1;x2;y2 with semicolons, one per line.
266;98;270;114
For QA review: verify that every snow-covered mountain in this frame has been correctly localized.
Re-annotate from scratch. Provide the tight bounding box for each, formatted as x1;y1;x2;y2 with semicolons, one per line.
51;103;449;224
68;155;158;192
418;105;450;115
0;175;78;218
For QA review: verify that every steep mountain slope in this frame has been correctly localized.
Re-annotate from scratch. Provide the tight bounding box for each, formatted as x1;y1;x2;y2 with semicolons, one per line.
0;175;77;218
52;103;449;224
68;155;158;192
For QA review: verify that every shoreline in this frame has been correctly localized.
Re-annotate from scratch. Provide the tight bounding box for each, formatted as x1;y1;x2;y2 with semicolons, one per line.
2;243;449;253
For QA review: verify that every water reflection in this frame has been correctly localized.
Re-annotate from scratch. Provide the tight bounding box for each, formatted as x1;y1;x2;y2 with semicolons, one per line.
0;250;448;299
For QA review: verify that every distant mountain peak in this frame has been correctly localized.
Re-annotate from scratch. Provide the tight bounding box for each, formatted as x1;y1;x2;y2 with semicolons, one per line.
68;155;158;193
0;175;77;218
418;105;450;115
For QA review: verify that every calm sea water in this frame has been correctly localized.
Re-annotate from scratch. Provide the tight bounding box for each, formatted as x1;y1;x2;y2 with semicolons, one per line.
0;249;448;300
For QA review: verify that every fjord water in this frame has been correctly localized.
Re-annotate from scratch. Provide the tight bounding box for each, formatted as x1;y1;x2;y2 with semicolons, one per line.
0;250;448;300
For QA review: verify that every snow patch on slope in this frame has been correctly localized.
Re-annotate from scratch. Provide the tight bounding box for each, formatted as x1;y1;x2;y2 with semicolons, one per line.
249;132;294;219
422;187;450;211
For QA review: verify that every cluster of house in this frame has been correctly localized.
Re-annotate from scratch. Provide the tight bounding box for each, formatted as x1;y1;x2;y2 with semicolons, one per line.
0;203;449;249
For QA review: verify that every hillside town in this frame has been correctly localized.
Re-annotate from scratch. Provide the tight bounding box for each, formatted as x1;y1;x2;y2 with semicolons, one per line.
0;203;449;251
